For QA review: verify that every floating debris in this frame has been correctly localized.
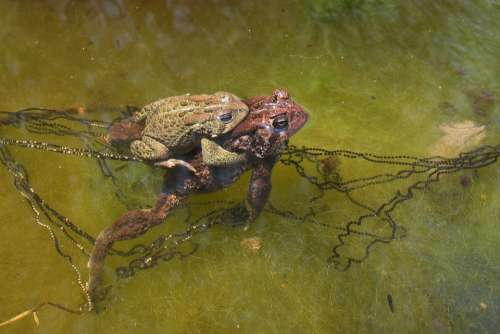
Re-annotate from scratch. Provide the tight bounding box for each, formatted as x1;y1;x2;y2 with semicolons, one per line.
459;175;471;188
318;156;341;176
77;106;86;115
240;237;262;253
387;294;394;313
32;312;40;326
0;309;37;328
430;120;486;158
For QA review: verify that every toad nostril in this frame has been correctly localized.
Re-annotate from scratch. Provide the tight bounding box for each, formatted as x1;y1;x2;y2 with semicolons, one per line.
273;89;289;101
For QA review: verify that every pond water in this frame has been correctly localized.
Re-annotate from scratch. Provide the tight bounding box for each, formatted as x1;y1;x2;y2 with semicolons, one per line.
0;1;499;333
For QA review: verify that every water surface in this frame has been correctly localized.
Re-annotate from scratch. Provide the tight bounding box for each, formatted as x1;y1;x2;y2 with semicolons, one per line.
0;1;499;333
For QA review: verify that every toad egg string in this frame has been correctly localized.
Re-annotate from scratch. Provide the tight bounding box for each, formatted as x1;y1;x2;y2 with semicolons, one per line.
0;137;141;161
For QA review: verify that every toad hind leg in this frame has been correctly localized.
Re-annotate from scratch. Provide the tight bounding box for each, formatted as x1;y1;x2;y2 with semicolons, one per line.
87;194;183;309
130;136;170;160
201;138;246;167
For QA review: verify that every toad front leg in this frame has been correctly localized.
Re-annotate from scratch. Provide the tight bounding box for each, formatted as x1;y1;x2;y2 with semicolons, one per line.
201;138;246;167
87;193;183;308
131;136;170;160
130;136;197;172
244;158;277;227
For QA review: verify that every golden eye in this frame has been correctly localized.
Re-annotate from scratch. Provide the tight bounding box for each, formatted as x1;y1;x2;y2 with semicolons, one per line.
218;112;233;123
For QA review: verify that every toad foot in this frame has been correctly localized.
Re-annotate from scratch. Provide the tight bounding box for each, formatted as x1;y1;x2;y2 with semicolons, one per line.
154;159;197;173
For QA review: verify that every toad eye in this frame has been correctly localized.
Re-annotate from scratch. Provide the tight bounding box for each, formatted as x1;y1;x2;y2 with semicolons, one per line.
218;112;233;123
272;116;289;130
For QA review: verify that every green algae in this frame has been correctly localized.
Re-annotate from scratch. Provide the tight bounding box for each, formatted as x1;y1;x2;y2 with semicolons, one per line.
0;1;499;333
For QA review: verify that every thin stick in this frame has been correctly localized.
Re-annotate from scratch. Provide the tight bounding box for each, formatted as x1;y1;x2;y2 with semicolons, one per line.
0;303;44;328
0;302;82;328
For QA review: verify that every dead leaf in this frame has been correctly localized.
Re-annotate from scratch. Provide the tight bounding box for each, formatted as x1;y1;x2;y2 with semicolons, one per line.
429;120;486;157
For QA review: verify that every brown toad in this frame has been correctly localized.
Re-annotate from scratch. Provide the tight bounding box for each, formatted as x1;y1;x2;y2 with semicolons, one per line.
130;91;248;171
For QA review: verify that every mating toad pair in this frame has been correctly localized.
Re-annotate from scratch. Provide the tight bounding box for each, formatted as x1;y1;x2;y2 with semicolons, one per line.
90;89;308;309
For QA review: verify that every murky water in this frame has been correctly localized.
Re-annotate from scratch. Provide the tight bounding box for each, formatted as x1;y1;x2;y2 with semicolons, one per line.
1;1;499;333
